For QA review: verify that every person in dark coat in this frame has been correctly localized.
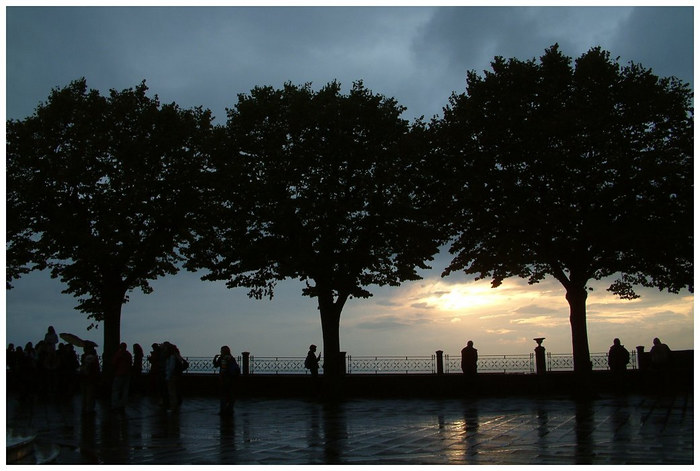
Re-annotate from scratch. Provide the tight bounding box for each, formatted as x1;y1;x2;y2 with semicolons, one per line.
304;344;321;378
213;346;239;416
607;338;630;374
111;342;133;411
132;344;144;394
80;344;100;415
461;340;478;376
650;337;672;371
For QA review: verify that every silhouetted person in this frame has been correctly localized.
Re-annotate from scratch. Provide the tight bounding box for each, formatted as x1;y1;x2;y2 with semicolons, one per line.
80;344;100;415
213;345;239;416
650;337;672;371
147;343;161;398
6;344;17;390
607;338;630;374
305;344;321;378
461;340;478;376
44;326;58;351
649;337;673;393
58;343;79;396
132;343;144;394
165;343;185;411
158;342;171;407
42;345;60;396
111;342;132;411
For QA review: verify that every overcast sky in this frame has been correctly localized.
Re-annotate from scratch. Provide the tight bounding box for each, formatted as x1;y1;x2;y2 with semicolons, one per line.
3;5;694;360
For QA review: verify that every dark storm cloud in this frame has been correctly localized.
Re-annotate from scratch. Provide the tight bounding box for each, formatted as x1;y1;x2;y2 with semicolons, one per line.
7;6;691;126
412;6;692;118
609;7;693;86
7;7;434;122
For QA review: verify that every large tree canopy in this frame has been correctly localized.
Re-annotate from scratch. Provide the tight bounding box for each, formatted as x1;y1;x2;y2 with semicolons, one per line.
186;81;443;378
434;44;693;374
6;79;213;369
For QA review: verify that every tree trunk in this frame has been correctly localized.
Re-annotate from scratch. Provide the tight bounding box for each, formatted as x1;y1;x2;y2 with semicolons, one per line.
319;305;342;377
101;293;124;381
316;286;348;379
565;285;592;376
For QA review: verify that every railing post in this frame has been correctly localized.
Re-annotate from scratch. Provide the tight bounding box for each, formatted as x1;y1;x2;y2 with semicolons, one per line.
242;352;250;375
436;350;444;375
534;338;546;375
636;346;647;371
339;351;347;375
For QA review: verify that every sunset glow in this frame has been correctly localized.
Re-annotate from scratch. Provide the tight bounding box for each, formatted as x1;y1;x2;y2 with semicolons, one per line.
342;276;694;357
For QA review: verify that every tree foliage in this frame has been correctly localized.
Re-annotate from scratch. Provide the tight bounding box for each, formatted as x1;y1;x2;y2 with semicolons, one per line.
186;80;443;377
434;44;693;373
6;78;212;365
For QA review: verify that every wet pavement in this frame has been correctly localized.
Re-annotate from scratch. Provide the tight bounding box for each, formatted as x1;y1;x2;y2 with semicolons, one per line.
6;391;693;464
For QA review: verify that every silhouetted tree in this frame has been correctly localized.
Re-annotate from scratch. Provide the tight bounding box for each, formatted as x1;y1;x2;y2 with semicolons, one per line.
6;79;212;372
186;81;443;377
434;45;693;375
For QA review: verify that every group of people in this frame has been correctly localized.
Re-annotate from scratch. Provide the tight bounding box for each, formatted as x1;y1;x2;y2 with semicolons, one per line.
9;328;678;415
457;337;674;375
6;326;194;415
210;343;320;415
146;341;189;412
80;340;191;415
608;337;673;374
7;326;81;397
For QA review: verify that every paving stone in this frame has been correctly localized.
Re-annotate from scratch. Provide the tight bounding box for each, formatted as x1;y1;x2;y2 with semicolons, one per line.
5;391;693;464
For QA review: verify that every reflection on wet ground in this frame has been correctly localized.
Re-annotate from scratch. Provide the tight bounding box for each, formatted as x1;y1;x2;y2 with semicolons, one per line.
6;392;693;464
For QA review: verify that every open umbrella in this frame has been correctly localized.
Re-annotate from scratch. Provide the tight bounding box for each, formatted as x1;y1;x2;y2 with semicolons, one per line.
59;333;87;348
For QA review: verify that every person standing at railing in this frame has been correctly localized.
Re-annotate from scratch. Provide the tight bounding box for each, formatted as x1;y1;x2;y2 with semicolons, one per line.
213;346;239;416
607;338;630;374
650;337;672;371
649;337;673;391
461;340;478;376
304;344;321;378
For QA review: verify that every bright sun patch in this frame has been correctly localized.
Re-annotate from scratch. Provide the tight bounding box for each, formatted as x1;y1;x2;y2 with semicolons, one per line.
420;283;504;312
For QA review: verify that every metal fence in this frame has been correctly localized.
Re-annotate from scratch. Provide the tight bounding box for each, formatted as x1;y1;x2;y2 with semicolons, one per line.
248;356;308;375
547;351;637;371
445;354;535;374
131;351;636;375
347;355;436;374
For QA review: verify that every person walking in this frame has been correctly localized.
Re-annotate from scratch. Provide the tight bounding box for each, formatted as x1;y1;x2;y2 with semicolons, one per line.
213;346;240;416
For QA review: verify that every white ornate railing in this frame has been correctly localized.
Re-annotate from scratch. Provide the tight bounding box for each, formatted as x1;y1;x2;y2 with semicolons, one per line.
445;354;535;374
128;351;637;374
347;355;436;374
